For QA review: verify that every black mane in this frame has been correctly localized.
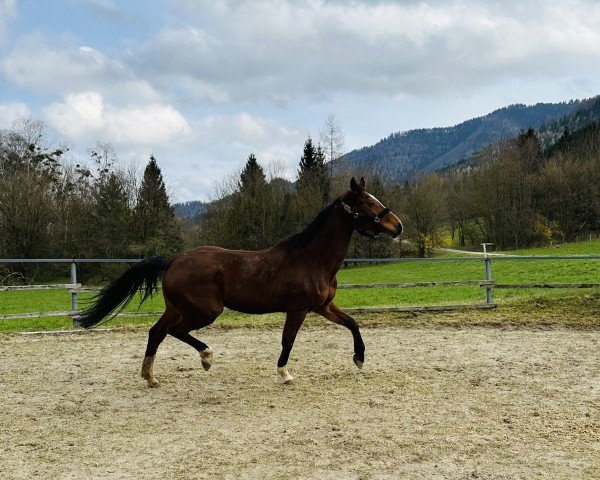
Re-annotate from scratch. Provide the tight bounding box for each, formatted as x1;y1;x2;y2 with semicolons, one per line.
279;199;340;251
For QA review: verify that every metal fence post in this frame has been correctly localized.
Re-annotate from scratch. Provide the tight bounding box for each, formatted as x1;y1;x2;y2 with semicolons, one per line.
481;243;494;305
484;256;493;305
70;261;78;311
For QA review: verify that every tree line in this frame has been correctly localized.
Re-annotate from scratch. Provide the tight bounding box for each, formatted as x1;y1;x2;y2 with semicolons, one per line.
196;124;600;258
396;125;600;255
2;116;599;284
0;120;181;280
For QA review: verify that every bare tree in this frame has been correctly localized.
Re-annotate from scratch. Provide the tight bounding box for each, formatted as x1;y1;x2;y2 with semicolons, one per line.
320;113;345;177
401;175;449;257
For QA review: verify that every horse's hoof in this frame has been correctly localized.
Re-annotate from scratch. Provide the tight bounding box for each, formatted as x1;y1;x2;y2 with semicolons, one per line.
277;366;294;384
200;347;213;371
147;378;160;388
353;354;364;369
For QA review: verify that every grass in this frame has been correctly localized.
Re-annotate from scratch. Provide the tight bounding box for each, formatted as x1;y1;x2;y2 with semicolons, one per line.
479;238;600;256
1;239;598;332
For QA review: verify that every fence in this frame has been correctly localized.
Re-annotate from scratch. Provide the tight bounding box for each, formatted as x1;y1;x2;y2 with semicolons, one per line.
1;255;599;323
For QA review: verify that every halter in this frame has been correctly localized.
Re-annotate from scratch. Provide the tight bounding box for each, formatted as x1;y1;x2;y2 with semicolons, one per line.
340;200;391;237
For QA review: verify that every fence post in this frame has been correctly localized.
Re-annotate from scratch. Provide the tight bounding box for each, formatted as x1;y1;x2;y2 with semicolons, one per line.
484;256;493;305
481;243;494;305
70;261;78;311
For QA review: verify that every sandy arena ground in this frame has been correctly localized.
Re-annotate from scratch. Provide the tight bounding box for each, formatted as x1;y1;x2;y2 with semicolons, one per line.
0;325;598;479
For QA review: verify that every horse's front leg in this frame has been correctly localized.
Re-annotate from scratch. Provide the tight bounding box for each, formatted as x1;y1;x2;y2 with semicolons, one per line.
314;302;365;369
277;311;307;384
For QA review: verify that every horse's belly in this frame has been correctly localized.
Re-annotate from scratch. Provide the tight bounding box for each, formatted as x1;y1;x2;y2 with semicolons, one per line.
223;282;329;314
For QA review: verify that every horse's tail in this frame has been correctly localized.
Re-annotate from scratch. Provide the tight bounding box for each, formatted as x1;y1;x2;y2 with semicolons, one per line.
73;256;173;329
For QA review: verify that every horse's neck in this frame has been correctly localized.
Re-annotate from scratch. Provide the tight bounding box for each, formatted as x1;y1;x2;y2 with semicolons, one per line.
304;207;354;276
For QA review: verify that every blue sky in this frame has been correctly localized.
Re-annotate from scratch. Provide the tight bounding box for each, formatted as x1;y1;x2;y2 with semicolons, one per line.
1;0;600;201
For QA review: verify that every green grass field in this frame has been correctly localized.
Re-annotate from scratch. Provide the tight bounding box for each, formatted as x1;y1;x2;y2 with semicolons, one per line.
501;238;600;256
1;239;598;332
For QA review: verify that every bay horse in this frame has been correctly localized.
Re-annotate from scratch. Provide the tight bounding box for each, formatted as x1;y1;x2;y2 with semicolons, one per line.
75;177;403;386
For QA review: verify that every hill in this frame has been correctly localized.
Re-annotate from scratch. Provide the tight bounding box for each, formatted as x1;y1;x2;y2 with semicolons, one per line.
338;101;580;181
538;95;600;148
172;200;209;221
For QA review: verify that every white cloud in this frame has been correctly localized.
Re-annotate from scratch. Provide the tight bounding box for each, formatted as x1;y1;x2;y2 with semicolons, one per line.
199;112;303;147
75;0;125;21
0;101;30;129
1;34;162;104
0;0;15;48
2;0;600;201
44;92;192;147
135;0;600;103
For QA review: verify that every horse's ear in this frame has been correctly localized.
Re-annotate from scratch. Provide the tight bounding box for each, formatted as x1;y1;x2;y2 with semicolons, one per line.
359;177;366;188
350;177;361;192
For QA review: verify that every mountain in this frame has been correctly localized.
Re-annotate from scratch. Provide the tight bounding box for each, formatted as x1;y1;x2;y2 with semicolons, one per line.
338;101;581;181
538;96;600;148
172;200;209;221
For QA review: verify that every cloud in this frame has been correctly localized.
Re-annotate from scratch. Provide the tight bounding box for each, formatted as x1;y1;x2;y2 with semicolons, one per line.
199;112;303;147
43;91;192;147
75;0;126;22
1;34;162;104
5;1;600;106
0;0;16;46
0;101;30;129
134;0;600;104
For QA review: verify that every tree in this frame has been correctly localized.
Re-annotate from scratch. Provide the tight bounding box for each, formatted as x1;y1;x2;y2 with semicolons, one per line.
320;113;345;167
225;153;272;250
401;175;449;257
239;153;266;194
467;140;539;248
91;171;132;257
132;155;183;257
292;137;331;228
198;158;293;250
0;121;65;260
297;137;329;199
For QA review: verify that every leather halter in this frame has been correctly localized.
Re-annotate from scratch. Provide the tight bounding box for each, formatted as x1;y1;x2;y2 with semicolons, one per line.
340;200;391;237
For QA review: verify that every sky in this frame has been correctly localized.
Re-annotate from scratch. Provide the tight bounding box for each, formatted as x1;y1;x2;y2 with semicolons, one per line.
1;0;600;201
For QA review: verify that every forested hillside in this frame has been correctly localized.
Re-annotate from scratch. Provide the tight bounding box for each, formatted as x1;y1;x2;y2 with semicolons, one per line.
339;101;580;180
539;96;600;147
172;201;209;221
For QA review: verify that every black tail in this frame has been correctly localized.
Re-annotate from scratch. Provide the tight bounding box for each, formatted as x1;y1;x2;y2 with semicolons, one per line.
74;256;173;329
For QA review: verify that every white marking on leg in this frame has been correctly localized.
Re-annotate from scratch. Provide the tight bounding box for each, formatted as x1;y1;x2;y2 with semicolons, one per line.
141;356;160;387
277;366;294;384
200;347;213;371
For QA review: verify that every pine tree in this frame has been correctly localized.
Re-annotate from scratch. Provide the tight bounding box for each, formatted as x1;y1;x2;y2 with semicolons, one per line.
91;172;132;257
132;155;183;256
298;137;316;179
293;137;331;227
239;153;267;194
314;144;330;202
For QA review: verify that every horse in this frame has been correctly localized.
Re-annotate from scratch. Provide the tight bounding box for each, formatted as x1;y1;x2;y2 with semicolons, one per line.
75;177;403;386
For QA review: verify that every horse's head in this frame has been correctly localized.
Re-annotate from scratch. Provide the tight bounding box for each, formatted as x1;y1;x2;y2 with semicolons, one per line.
340;177;403;238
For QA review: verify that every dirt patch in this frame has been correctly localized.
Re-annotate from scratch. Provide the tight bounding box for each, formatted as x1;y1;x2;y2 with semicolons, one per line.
0;326;598;479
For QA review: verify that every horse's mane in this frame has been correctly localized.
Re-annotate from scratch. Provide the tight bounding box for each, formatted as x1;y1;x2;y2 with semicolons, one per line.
279;198;340;251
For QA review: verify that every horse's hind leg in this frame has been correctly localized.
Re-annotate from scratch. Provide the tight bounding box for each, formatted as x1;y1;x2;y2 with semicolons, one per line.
141;306;179;387
314;302;365;369
168;318;217;371
167;292;224;372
